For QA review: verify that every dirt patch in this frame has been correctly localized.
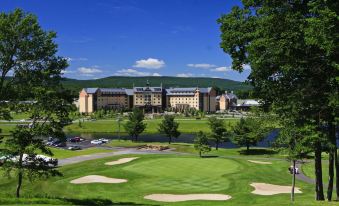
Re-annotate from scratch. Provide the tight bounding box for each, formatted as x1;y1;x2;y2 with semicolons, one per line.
250;183;302;195
248;160;272;165
138;144;170;151
70;175;127;184
105;157;139;165
144;194;232;202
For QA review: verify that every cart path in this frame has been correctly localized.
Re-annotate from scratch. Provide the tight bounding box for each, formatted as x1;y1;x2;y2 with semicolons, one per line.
58;148;183;166
58;147;317;186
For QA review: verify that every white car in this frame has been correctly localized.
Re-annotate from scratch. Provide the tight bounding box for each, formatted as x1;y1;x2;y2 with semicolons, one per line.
90;140;103;145
98;138;109;143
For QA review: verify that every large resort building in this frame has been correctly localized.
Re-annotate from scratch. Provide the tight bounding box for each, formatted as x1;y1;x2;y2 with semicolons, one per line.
78;82;216;114
166;87;216;112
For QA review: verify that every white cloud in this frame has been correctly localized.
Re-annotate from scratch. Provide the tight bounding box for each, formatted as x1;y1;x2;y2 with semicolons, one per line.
187;63;216;69
152;72;161;76
115;69;150;76
210;66;232;72
65;57;88;62
133;58;165;69
176;73;193;77
242;64;251;70
78;67;102;74
61;69;75;74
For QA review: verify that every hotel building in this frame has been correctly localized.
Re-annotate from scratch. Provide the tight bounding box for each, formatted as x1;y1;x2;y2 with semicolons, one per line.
78;83;216;114
166;87;216;112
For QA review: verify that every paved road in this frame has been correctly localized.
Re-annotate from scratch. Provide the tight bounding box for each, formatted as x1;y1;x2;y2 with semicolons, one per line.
58;148;182;166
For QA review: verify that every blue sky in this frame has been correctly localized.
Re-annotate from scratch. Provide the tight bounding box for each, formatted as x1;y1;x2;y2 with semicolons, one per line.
1;0;250;82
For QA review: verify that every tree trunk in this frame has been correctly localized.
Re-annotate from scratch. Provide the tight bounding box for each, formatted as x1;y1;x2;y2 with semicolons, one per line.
315;141;325;200
135;135;138;142
327;120;335;201
215;140;219;150
246;144;249;152
168;136;172;144
327;151;334;201
335;148;339;200
291;160;296;202
16;153;23;198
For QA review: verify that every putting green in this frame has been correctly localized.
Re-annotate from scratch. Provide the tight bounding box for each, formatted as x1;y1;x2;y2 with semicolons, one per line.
122;157;240;191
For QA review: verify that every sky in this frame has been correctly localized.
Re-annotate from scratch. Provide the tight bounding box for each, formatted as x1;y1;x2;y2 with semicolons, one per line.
1;0;250;82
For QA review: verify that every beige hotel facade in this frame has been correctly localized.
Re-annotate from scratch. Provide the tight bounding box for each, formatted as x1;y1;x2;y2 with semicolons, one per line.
79;84;216;114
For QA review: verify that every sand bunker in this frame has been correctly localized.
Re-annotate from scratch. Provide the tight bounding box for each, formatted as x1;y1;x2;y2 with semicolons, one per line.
250;183;302;195
248;160;272;165
70;175;127;184
144;194;232;202
105;157;139;166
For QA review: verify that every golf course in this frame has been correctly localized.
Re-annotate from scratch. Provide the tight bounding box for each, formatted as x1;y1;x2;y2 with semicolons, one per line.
0;145;336;206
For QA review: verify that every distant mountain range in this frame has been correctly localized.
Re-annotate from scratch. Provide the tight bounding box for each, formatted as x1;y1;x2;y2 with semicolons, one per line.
62;76;252;92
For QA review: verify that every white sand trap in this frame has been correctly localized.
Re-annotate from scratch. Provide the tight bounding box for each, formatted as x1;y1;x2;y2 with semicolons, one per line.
248;160;272;165
250;183;302;195
144;194;232;202
70;175;127;184
105;157;139;166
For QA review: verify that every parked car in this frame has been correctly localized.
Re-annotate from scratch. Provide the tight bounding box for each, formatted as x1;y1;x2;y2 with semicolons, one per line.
68;146;81;150
90;140;103;145
98;138;109;143
69;137;81;142
53;141;66;147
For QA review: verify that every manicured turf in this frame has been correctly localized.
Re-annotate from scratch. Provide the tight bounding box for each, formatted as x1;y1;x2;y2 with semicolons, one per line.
302;161;336;183
64;118;239;134
0;154;336;205
48;147;114;159
106;140;285;158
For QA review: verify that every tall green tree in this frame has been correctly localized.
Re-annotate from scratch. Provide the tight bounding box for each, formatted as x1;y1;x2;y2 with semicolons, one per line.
305;1;339;200
158;115;181;144
274;119;314;202
124;108;146;142
232;117;266;152
194;131;211;157
218;0;338;200
208;117;228;150
0;9;74;198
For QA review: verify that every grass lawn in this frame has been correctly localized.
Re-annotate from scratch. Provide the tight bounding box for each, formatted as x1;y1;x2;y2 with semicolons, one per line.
48;147;114;159
64;118;239;134
107;140;286;158
302;161;336;184
0;154;335;205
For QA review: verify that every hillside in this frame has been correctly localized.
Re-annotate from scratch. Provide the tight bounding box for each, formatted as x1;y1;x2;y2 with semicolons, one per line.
62;76;251;92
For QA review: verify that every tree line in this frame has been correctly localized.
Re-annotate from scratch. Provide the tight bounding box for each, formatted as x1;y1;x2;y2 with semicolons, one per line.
218;0;338;202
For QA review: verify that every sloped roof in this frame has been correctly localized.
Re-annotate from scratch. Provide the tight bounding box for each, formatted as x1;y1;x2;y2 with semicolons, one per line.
133;87;163;92
237;99;260;107
83;88;98;94
100;88;126;93
166;87;212;96
125;89;134;96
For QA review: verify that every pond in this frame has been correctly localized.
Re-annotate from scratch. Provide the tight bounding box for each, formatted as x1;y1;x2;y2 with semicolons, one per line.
65;129;280;149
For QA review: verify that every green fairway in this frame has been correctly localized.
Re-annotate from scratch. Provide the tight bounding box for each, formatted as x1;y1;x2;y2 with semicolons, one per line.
1;118;239;135
302;161;336;184
106;140;284;158
48;147;114;159
64;118;239;134
0;154;335;206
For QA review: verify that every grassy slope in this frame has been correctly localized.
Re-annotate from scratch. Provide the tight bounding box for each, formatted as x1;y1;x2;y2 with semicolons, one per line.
302;161;337;184
0;154;334;206
64;118;239;134
48;147;114;159
62;76;252;92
